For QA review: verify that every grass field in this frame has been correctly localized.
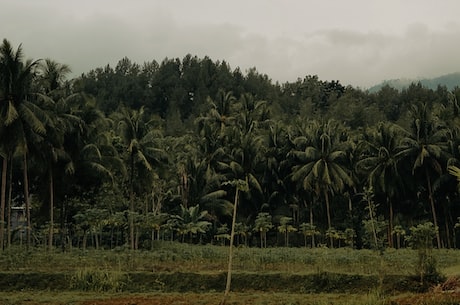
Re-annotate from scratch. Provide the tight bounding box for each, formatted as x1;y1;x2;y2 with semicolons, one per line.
1;242;460;304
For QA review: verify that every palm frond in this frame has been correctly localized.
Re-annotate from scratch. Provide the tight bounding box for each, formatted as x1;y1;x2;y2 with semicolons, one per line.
4;100;19;126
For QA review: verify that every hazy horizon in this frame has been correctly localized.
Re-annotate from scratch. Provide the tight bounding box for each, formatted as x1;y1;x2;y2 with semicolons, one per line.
2;0;460;88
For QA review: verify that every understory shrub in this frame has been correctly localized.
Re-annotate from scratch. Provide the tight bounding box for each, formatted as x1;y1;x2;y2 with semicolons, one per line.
69;268;128;292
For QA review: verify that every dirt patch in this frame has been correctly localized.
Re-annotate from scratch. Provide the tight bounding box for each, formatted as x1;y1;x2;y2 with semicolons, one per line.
391;292;460;305
81;295;212;305
79;293;268;305
391;276;460;305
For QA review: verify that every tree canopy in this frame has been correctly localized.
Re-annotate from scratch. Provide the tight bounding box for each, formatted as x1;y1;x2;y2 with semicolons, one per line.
2;39;460;250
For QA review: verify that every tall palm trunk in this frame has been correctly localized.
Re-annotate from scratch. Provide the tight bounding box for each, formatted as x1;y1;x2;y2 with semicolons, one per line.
129;153;135;251
48;170;54;251
7;156;13;248
309;202;315;248
60;199;67;252
388;198;393;248
324;189;333;247
425;168;441;248
23;153;31;250
367;197;378;249
0;157;7;250
221;187;239;305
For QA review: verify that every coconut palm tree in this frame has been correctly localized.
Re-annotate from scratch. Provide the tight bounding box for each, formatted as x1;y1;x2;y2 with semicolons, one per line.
0;39;43;249
114;106;167;250
36;58;71;95
396;103;449;248
290;119;353;247
223;94;268;219
355;122;404;247
226;128;265;216
263;120;293;216
34;93;81;250
205;89;237;133
33;59;78;250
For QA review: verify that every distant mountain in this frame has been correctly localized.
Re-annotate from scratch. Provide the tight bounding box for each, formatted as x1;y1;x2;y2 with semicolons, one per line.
368;72;460;92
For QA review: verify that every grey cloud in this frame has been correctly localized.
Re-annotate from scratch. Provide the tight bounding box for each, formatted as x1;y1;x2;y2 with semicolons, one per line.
2;1;460;88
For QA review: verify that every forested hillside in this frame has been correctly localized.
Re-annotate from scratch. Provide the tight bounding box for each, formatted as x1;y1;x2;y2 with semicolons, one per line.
2;38;460;251
369;72;460;92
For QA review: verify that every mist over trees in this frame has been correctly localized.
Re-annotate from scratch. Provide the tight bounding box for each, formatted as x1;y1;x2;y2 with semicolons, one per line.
2;38;460;251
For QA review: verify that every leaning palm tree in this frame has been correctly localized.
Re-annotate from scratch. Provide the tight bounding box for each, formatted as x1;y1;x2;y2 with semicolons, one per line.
0;39;43;249
396;103;449;248
290;119;353;247
221;179;248;305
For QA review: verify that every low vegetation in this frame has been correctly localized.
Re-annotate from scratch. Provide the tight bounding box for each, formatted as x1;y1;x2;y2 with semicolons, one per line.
0;243;459;304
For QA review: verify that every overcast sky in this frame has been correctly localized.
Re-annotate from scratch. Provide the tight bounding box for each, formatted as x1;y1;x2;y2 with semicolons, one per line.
2;0;460;88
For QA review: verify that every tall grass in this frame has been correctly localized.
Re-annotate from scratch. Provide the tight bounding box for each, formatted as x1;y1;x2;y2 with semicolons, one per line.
1;242;459;277
69;268;128;292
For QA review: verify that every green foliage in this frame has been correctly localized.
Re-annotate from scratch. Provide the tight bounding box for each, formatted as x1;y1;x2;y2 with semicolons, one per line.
254;212;273;248
405;222;443;285
406;222;438;250
70;268;128;292
2;39;460;254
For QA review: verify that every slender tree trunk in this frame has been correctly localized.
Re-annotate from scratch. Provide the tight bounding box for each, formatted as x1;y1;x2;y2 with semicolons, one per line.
23;153;31;250
309;202;315;248
60;198;67;252
48;170;54;251
7;157;13;248
388;198;394;248
221;187;239;305
93;232;97;249
444;204;451;248
324;190;333;247
367;197;378;249
0;157;7;251
426;168;441;248
129;154;135;251
82;230;87;251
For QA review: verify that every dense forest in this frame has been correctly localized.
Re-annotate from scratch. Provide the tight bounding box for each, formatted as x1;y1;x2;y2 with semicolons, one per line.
2;38;460;251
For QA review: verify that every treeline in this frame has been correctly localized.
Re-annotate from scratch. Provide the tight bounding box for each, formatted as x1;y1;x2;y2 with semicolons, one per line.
1;38;460;251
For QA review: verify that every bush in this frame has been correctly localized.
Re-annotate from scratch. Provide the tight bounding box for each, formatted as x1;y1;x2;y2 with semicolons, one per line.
69;268;128;292
405;222;444;286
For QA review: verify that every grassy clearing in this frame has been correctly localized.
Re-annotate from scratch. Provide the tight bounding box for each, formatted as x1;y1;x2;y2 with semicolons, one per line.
2;242;460;276
1;243;460;304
